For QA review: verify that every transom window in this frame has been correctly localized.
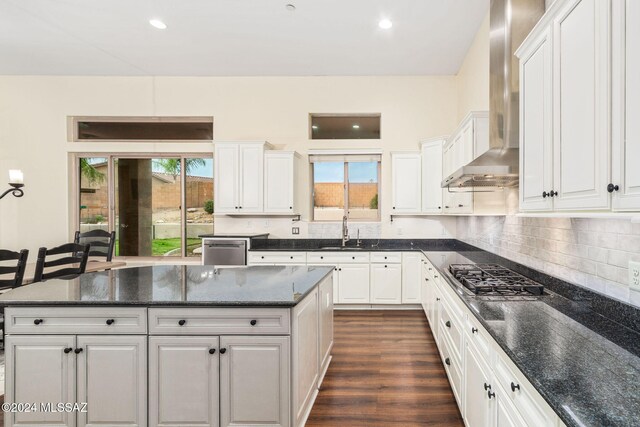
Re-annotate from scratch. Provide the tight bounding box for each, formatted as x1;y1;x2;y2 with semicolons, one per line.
310;153;381;221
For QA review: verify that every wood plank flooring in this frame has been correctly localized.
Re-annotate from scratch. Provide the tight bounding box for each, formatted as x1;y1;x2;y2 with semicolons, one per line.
306;310;463;427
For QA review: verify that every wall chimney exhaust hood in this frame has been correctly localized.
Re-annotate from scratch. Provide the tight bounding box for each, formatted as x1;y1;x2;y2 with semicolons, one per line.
442;0;544;190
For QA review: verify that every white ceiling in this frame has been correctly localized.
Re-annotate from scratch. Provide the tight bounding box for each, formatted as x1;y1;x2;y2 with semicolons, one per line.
0;0;489;76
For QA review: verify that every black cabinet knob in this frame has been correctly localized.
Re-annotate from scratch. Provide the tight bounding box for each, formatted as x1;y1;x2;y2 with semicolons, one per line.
549;190;558;197
484;383;491;390
338;268;342;271
74;348;83;354
438;206;441;209
63;347;73;354
385;265;388;268
106;319;115;325
250;319;257;326
289;206;292;209
488;390;495;399
425;278;429;281
445;357;451;366
209;348;216;354
352;256;355;260
320;256;324;259
471;327;478;334
393;207;396;210
261;256;264;259
445;320;451;328
334;267;337;271
436;298;441;301
511;382;520;392
33;319;43;325
542;191;549;198
607;183;620;193
458;204;463;208
384;256;387;259
178;319;186;326
219;348;227;354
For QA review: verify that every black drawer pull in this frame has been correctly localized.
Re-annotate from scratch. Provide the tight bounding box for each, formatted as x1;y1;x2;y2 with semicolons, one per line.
33;319;43;325
511;382;520;392
471;327;478;334
219;348;227;354
178;319;187;326
209;348;216;354
484;383;491;390
488;390;495;399
63;347;73;354
250;319;257;326
74;348;83;354
106;319;115;325
436;298;441;301
445;320;451;328
445;357;451;366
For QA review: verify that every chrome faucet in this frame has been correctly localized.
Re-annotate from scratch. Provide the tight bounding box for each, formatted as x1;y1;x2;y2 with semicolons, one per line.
341;215;350;247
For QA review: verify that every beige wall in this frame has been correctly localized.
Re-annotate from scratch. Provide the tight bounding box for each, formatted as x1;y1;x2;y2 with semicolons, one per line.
0;75;462;254
456;12;490;120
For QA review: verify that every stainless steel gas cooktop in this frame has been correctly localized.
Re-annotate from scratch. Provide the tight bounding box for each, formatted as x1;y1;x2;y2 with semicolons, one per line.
448;263;544;299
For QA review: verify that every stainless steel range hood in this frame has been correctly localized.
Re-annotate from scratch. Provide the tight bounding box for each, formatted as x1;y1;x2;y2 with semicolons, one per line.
442;0;545;190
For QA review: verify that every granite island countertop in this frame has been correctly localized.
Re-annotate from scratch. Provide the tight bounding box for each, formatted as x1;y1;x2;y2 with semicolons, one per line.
0;265;333;307
426;251;640;427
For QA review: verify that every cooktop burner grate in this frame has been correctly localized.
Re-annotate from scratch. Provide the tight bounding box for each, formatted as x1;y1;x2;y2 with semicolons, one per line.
449;263;544;297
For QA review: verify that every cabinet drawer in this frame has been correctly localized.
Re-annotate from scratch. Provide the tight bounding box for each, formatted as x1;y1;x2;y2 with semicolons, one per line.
307;252;370;264
148;307;290;335
5;307;147;335
494;347;556;427
439;301;463;364
370;252;402;263
439;325;463;407
248;251;307;264
465;313;492;362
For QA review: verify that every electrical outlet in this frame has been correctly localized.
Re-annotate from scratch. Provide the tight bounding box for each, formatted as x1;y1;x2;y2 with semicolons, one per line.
630;261;640;290
292;227;300;235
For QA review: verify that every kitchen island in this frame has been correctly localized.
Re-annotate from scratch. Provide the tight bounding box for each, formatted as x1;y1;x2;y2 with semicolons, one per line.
0;265;334;427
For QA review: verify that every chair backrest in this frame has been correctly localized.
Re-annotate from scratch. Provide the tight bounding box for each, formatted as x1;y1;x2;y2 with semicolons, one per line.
0;249;29;289
74;230;116;261
33;243;90;283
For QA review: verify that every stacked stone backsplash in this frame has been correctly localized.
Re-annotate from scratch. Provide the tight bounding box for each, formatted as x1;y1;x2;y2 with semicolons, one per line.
457;215;640;307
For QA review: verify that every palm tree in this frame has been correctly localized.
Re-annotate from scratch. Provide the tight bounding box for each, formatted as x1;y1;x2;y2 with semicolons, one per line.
154;158;206;178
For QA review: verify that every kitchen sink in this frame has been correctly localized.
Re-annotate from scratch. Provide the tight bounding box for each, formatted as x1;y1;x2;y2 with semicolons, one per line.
319;246;364;250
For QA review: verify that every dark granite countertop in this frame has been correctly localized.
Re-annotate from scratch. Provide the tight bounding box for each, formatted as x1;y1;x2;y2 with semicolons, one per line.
0;265;333;307
249;238;465;252
425;250;640;427
199;233;269;239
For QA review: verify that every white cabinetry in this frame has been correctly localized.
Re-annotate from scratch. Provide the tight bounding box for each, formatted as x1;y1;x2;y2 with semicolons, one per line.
391;153;422;213
370;263;402;304
220;336;290;427
337;264;371;304
401;252;422;304
612;0;640;210
421;139;444;213
464;339;495;427
214;142;269;213
264;151;301;213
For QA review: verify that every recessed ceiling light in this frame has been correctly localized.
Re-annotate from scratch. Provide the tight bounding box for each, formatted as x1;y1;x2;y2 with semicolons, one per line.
312;125;319;130
378;19;393;29
352;124;360;129
149;19;167;30
285;4;296;11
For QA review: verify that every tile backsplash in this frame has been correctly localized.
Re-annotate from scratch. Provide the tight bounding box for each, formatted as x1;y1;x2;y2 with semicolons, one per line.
457;215;640;307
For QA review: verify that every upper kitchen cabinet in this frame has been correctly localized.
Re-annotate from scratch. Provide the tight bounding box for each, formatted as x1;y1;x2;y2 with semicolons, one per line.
215;142;270;213
518;0;640;213
391;152;422;213
421;138;445;214
552;0;611;211
518;26;553;212
612;0;640;210
264;151;302;214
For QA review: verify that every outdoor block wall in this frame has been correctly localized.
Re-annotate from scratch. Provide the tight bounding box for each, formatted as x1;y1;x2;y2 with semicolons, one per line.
314;182;378;208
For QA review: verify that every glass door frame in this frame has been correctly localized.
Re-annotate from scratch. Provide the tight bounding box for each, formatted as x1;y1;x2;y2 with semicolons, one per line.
70;152;213;261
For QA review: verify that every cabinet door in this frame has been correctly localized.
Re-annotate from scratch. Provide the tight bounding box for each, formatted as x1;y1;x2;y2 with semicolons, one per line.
553;0;611;210
401;253;421;303
264;152;294;213
76;335;146;427
496;391;527;427
149;336;220;427
220;336;290;427
370;263;402;304
337;264;370;304
422;140;444;213
612;0;640;210
238;144;264;212
318;276;334;375
519;27;554;212
5;335;76;427
391;153;422;213
460;121;475;165
464;340;495;427
214;145;239;213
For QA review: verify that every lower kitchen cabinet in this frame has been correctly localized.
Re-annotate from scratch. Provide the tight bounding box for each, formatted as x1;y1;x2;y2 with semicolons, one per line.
220;336;290;427
464;339;495;427
149;336;220;427
336;264;370;304
5;334;147;427
495;390;527;427
401;252;422;303
369;263;402;304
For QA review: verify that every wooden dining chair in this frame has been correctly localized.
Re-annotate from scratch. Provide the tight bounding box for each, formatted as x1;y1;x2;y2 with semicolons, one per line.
33;243;90;282
0;248;29;349
74;229;116;261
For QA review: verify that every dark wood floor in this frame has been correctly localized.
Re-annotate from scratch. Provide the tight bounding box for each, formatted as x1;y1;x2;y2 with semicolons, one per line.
306;310;463;427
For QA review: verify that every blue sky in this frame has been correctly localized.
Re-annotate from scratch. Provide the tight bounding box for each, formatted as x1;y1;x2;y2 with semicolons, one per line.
314;162;377;183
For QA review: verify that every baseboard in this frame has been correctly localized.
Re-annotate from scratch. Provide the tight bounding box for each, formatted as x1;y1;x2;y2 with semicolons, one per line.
334;304;422;310
317;354;332;389
297;387;319;427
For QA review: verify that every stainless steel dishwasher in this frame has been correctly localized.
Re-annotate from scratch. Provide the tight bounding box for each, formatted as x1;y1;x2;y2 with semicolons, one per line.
202;239;247;265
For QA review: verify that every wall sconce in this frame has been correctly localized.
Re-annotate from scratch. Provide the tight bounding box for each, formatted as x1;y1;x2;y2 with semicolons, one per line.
0;170;25;200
